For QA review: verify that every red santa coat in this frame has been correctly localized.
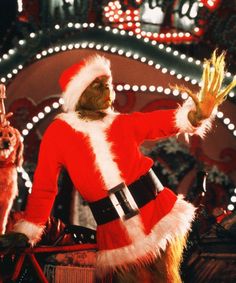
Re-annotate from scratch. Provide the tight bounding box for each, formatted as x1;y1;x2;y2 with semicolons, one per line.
13;101;214;271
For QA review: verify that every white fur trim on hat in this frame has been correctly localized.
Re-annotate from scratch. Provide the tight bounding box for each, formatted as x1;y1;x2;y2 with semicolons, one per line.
62;55;112;112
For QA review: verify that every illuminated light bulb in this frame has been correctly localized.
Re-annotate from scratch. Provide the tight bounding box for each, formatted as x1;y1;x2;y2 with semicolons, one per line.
151;41;157;45
124;84;130;90
55;24;60;29
127;16;132;21
61;45;67;51
82;23;88;28
132;85;139;91
157;86;163;92
134;16;139;21
140;85;147;91
109;17;114;21
68;22;73;27
166;47;171;52
44;106;51;113
7;73;12;79
134;10;139;15
146;32;152;37
74;43;80;49
172;33;177;38
160;33;165;38
112;28;119;34
184;76;190;81
89;23;95;28
149;86;155;92
233;130;236;136
178;32;184;37
226;72;231;77
185;32;191;37
19;39;25;45
81;42;88;48
120;30;126;35
228;204;234;211
173;51;179;56
177;74;182;79
223;118;230;125
42;50;47;56
88;43;95;48
38;112;45;119
118;49;124;55
128;31;134;36
32;116;39;123
141;31;146;36
103;45;109;51
194;27;200;32
126;10;131;15
95;44;102;50
161;68;168;74
54;46;60;52
229;92;235;98
52;102;60;109
173;89;180;96
119;17;124;22
231;196;236;202
155;64;161;69
164;88;171;95
75;23;81;28
234;188;236;194
59;98;64;105
18;65;23;69
141;57;146;62
188;57;194;62
12;69;18;74
110;47;117;53
207;0;214;7
181;92;188;100
114;14;119;20
116;85;123;91
148;60;154;65
180;54;186;59
133;53;139;59
217;111;224;118
144;38;149;42
170;70;175;75
153;33;158;38
159;44;164;49
3;54;9;59
26;123;33;130
191;79;197;84
228;124;235;130
126;51;132;57
136;34;142;39
135;28;141;33
48;48;54;53
22;129;29;136
119;24;124;29
8;49;15;54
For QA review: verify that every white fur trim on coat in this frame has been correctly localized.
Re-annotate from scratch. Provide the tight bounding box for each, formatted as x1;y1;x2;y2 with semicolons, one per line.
62;55;112;112
175;98;217;140
97;196;196;273
13;220;45;246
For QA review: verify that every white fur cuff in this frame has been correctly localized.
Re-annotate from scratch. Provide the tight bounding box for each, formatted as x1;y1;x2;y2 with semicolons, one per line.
175;98;216;139
13;220;45;246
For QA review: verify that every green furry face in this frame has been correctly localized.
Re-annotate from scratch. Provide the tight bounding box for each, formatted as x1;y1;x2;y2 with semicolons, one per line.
76;76;113;111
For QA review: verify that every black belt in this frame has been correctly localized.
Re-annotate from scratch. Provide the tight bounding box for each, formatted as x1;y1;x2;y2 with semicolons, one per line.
88;169;163;225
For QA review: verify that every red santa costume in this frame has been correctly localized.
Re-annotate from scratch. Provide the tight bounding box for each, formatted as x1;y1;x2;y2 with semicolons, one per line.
12;55;215;273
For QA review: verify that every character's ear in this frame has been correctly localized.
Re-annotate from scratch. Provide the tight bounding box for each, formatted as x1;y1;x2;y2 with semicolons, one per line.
14;128;24;167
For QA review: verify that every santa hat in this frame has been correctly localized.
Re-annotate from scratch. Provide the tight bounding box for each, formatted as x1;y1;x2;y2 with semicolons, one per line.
59;54;112;112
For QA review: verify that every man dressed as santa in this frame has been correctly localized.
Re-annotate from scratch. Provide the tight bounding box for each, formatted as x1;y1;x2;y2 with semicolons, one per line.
1;51;235;282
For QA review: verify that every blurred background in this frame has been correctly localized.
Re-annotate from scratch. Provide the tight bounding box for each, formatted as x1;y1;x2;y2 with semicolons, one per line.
0;1;236;282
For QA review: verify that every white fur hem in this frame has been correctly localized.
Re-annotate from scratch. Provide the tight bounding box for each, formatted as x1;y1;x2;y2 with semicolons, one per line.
62;55;112;112
96;196;196;272
13;220;45;246
175;98;216;140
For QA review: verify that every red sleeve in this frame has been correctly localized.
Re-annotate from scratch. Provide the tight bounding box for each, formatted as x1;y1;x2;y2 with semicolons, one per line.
129;109;178;144
24;122;63;225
